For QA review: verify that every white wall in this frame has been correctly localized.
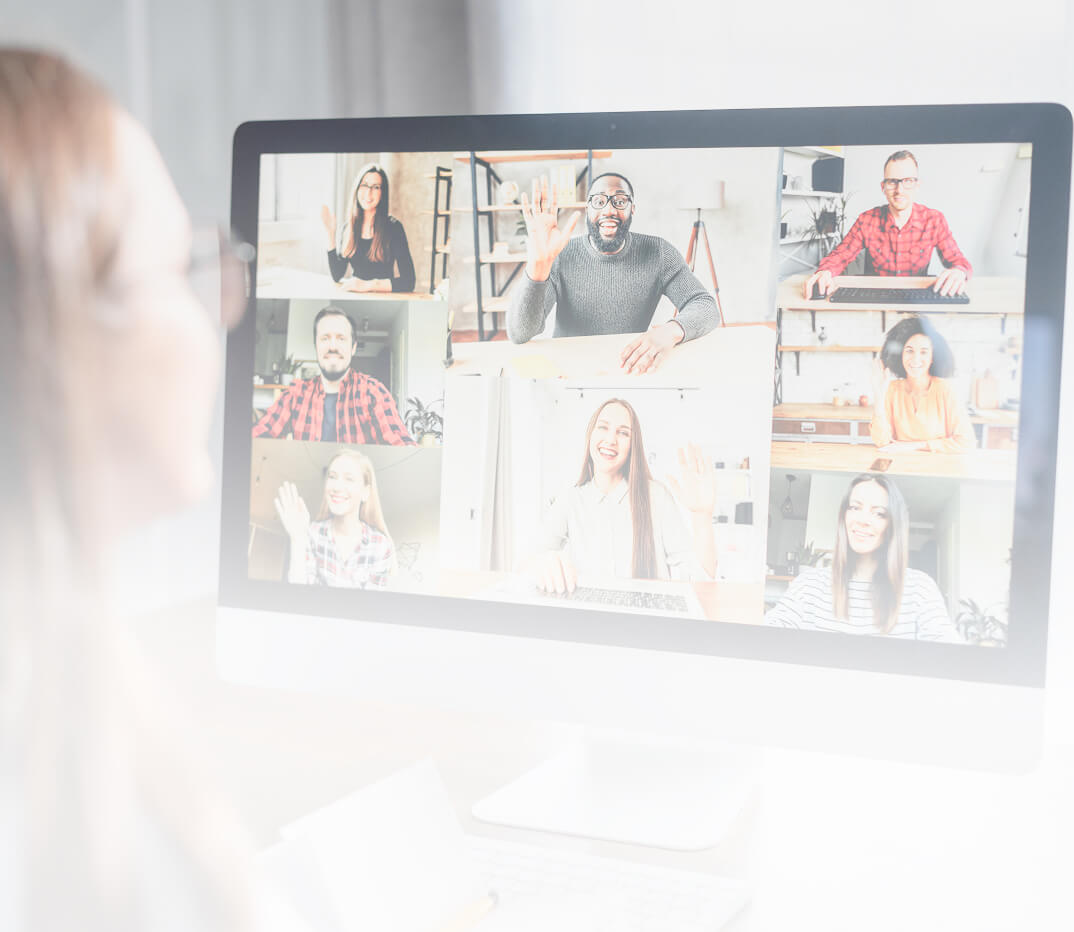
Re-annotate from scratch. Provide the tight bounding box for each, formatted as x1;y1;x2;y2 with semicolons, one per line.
955;483;1015;618
465;0;1067;115
440;376;500;568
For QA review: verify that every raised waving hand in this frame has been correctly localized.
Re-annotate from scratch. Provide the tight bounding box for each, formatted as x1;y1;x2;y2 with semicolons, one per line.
520;175;581;282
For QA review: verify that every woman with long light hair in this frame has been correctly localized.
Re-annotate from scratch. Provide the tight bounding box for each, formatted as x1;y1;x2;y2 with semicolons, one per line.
525;398;717;593
0;48;256;931
766;474;959;640
275;448;396;588
320;162;416;293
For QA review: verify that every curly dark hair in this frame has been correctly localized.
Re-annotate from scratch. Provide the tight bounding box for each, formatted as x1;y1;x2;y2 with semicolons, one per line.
880;315;955;378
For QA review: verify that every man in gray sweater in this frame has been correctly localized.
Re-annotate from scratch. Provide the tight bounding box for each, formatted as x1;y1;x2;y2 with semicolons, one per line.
508;172;720;373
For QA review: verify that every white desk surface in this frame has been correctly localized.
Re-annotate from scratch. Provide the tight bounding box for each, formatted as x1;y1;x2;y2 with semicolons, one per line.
256;265;440;302
447;324;777;384
146;599;1074;932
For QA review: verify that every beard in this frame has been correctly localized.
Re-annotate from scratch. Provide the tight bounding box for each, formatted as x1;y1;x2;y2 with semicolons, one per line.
587;213;631;254
318;354;351;382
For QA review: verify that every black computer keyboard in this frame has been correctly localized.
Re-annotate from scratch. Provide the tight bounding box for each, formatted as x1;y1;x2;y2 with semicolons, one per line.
829;286;970;305
557;586;690;613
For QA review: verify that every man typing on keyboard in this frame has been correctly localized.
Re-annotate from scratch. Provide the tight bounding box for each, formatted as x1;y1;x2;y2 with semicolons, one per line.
803;149;972;299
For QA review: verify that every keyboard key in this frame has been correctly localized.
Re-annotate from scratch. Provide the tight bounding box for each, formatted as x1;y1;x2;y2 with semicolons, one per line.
829;285;970;305
468;835;748;931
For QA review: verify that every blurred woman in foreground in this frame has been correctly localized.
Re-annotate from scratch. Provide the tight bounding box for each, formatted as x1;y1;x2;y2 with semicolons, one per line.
0;48;254;930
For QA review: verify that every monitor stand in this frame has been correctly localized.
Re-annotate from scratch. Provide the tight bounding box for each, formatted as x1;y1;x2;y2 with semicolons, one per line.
471;728;760;851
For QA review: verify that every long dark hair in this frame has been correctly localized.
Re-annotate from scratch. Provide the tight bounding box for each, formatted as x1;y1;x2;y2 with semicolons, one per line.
341;162;390;264
576;399;657;579
831;474;909;633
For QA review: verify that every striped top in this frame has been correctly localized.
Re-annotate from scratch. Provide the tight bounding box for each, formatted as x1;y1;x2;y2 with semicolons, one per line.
765;567;962;642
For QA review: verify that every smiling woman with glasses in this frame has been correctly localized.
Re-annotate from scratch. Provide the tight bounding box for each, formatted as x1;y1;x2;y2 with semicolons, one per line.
320;161;417;294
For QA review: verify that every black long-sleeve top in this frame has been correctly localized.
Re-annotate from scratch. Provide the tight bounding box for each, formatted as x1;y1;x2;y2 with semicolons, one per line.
327;215;416;293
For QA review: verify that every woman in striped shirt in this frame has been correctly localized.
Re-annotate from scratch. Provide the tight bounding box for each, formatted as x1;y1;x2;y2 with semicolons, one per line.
766;474;960;641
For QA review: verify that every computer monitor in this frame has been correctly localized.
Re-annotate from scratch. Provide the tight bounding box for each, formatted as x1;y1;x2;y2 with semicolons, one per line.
218;106;1070;847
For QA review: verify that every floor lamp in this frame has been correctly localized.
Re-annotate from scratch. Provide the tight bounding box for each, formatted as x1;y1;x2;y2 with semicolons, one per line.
681;181;726;326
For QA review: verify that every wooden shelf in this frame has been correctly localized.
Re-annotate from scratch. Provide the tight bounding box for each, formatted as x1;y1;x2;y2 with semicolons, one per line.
781;189;842;198
774;403;874;420
455;150;612;163
459;294;512;315
780;345;880;353
452;202;587;213
465;252;528;265
784;146;843;158
772;402;1018;428
779;345;879;376
423;170;452;179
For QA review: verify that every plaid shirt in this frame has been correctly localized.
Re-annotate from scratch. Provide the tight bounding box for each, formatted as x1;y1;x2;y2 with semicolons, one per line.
303;519;394;589
252;368;414;444
818;203;972;278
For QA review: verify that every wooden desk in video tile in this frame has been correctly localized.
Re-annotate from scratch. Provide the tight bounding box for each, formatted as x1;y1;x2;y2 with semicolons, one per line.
770;440;1016;483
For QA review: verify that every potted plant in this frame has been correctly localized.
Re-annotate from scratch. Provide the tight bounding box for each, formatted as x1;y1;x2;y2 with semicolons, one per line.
802;193;850;254
404;396;444;446
955;598;1008;646
279;354;303;386
795;541;830;572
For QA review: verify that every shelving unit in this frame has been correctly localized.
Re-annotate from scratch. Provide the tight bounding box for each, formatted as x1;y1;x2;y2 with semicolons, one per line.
778;344;881;376
427;166;452;294
458;149;611;340
778;146;846;275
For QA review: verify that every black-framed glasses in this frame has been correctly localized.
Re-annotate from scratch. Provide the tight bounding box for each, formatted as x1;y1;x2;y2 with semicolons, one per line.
587;193;633;210
881;177;918;190
189;226;255;331
358;182;383;192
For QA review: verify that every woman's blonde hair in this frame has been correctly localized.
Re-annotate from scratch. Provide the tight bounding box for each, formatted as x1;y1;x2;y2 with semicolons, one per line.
0;48;249;931
317;449;390;533
317;449;397;572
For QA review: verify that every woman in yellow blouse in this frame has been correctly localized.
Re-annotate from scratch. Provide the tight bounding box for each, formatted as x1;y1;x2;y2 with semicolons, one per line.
869;316;975;453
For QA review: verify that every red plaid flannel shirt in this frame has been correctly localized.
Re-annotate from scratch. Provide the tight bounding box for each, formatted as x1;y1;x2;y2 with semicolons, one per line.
818;203;972;278
252;368;415;444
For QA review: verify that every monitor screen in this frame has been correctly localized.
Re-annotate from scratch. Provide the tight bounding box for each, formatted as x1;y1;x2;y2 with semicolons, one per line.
222;107;1070;688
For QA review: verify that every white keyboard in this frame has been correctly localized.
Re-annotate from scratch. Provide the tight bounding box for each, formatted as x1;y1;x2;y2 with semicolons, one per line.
468;835;749;932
